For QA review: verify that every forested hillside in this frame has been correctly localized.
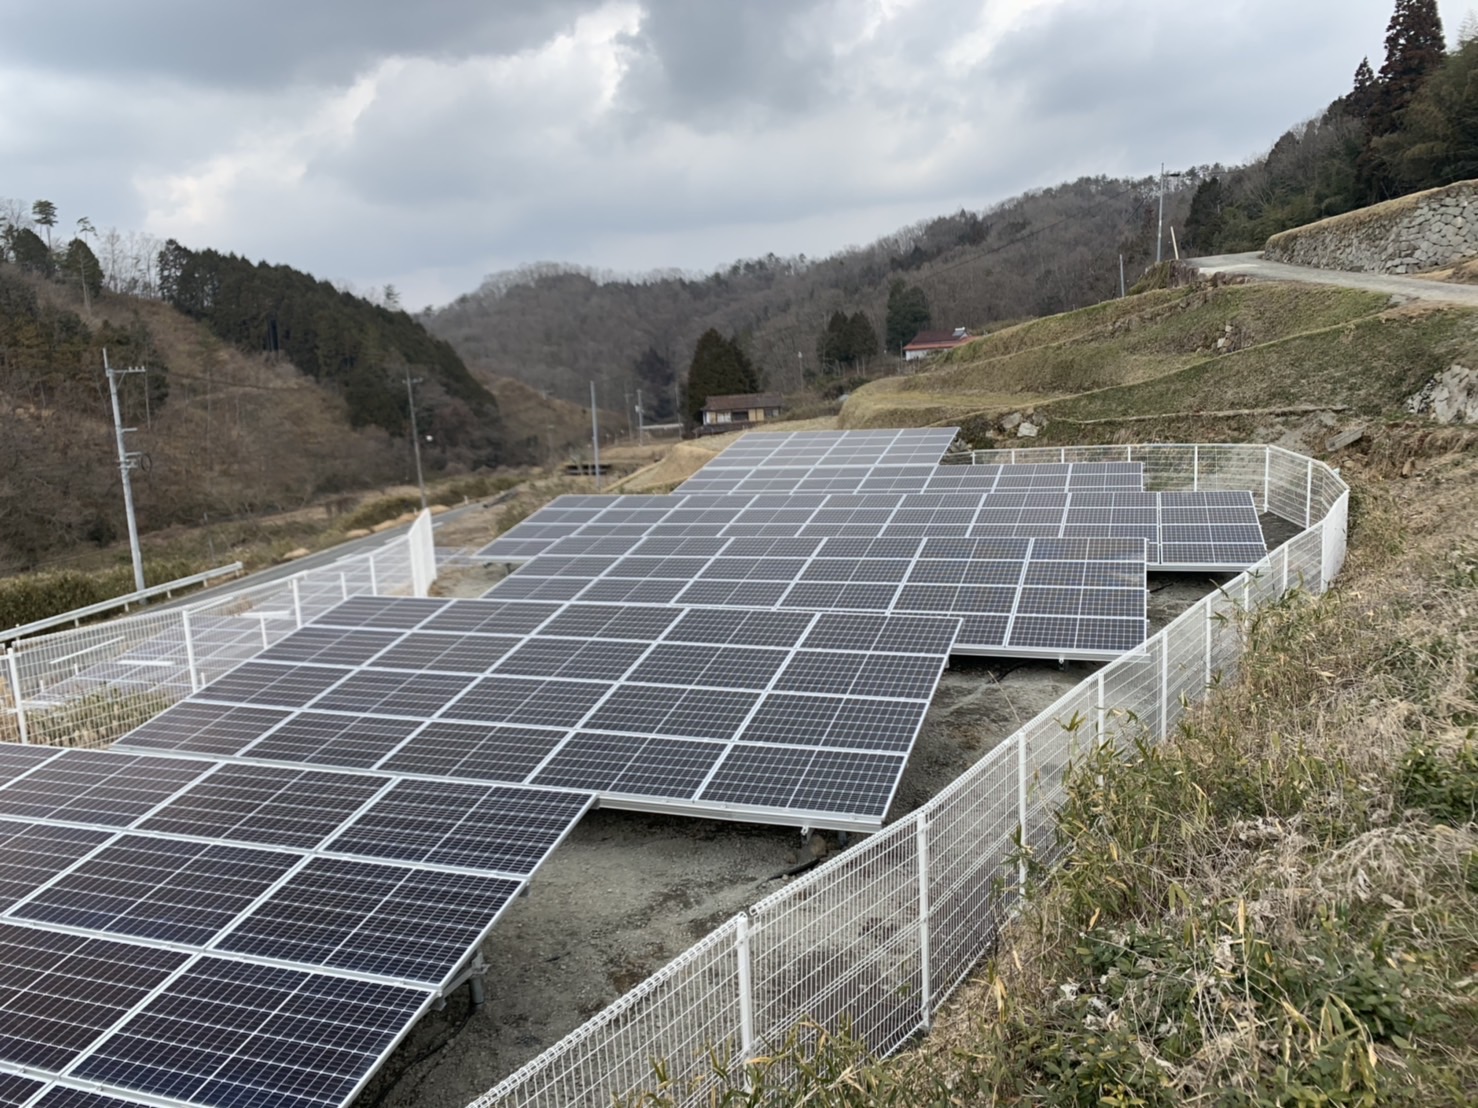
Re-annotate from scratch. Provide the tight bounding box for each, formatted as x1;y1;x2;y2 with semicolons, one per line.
428;176;1185;413
430;2;1478;423
1184;0;1470;252
0;221;527;571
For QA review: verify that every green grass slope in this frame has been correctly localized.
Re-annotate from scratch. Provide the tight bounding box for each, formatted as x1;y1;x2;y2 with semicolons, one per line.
841;282;1457;440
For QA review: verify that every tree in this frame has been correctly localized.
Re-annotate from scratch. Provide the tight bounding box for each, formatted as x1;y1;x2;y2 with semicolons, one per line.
632;346;676;419
1378;35;1478;190
11;228;52;276
1349;57;1379;118
1372;0;1447;136
1360;0;1447;200
63;237;103;305
382;283;400;309
684;329;759;426
844;311;879;366
885;279;931;353
30;200;57;250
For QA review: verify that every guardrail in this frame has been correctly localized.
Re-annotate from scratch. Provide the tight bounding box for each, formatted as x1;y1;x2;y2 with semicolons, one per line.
0;513;437;748
1;562;245;645
469;443;1349;1108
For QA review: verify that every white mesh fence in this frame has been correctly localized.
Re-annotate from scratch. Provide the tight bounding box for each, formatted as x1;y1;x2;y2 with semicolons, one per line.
469;444;1350;1108
1;512;437;748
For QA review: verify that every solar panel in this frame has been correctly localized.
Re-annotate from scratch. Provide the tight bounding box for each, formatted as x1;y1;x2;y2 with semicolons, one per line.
323;780;594;875
0;750;212;826
0;1074;44;1107
213;857;522;986
70;955;431;1108
113;702;290;757
10;835;300;946
0;821;112;909
136;764;388;849
0;922;190;1071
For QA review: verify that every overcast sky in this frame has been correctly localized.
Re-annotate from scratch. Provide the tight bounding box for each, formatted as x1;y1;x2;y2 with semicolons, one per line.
3;0;1472;309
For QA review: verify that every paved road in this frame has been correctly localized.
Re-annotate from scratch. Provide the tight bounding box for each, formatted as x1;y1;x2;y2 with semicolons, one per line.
1189;251;1478;305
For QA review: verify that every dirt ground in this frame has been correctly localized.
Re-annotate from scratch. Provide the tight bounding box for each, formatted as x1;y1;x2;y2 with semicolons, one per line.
356;553;1224;1107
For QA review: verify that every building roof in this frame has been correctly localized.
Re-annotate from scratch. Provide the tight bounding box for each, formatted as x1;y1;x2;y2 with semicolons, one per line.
905;327;971;351
702;392;784;413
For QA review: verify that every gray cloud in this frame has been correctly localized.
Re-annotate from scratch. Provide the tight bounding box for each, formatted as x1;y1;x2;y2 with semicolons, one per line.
0;1;597;88
2;0;1461;309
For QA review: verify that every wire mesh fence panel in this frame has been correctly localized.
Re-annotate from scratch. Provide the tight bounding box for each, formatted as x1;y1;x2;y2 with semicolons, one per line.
1099;635;1163;747
1193;444;1267;500
2;534;423;750
1163;601;1211;737
1285;526;1325;595
748;819;924;1058
1207;583;1247;686
1060;444;1130;463
1322;495;1349;584
1022;684;1095;867
477;920;744;1108
1312;466;1346;522
1267;447;1312;526
922;743;1019;1003
1130;444;1197;490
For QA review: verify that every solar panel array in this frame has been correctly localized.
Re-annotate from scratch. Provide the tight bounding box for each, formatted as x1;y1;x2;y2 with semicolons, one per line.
116;595;960;828
0;736;595;1108
475;428;1266;662
0;429;1270;1107
476;485;1261;572
0;583;958;1104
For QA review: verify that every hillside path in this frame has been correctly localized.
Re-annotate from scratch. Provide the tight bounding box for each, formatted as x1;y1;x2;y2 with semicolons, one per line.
1188;251;1478;305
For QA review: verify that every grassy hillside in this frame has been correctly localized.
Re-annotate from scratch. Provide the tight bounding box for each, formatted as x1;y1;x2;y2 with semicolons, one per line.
843;281;1470;445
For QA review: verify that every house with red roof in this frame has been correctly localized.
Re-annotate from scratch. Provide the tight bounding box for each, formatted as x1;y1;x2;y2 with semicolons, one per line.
904;326;973;361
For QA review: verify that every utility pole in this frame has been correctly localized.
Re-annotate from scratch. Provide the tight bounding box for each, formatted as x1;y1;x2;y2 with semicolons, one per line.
1157;164;1183;265
590;380;602;492
636;388;645;446
405;368;427;511
104;349;147;593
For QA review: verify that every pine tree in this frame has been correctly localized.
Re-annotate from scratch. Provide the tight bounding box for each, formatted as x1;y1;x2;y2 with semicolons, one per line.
885;280;931;354
844;311;879;366
1372;0;1446;137
1359;0;1446;201
30;200;57;251
1349;57;1378;118
685;329;759;426
632;346;676;419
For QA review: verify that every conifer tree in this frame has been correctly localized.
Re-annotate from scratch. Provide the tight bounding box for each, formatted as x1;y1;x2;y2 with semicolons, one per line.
1372;0;1446;137
684;329;759;426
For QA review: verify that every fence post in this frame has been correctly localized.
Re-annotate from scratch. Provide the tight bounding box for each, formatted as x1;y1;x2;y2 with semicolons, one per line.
291;577;304;628
1262;446;1271;512
182;611;200;693
1192;444;1199;491
1017;732;1028;891
4;650;28;745
1304;459;1313;527
1158;637;1169;743
1095;671;1107;749
916;813;932;1029
1203;599;1213;688
735;913;756;1078
368;552;379;596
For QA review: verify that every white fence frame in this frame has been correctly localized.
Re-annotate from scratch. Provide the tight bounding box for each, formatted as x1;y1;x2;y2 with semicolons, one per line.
0;512;437;748
470;444;1350;1108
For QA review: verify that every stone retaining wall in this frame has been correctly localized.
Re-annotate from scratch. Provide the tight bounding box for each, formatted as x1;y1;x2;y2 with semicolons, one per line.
1263;179;1478;274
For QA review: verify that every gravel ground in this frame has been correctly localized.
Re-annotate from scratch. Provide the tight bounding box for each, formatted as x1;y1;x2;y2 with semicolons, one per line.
355;564;1223;1108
